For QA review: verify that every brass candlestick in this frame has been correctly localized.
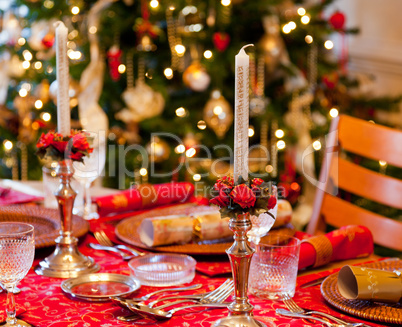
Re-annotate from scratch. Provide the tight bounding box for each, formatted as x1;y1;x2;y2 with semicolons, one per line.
35;160;99;278
211;213;275;327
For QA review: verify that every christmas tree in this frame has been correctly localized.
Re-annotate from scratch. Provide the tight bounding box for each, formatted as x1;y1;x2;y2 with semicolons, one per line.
0;0;400;228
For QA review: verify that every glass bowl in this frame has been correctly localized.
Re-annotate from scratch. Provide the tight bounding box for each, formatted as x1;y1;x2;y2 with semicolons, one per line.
128;253;196;287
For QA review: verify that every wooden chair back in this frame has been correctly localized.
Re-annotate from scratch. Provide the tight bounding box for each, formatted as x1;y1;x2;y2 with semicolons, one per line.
306;115;402;251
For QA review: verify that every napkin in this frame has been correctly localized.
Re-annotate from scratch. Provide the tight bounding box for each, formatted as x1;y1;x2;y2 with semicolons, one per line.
95;182;194;216
298;225;374;270
138;210;232;247
338;265;402;303
196;225;374;276
0;186;42;206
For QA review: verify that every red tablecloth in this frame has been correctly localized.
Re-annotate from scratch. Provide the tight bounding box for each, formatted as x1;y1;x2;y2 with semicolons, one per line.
0;233;396;327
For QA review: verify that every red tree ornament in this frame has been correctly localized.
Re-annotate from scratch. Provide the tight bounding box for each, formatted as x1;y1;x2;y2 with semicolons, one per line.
213;32;231;52
322;72;339;89
41;34;54;49
329;11;346;30
107;46;123;81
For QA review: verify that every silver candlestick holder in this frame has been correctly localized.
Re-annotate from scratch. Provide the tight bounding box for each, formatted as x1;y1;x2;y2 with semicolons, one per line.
211;213;275;327
35;160;99;278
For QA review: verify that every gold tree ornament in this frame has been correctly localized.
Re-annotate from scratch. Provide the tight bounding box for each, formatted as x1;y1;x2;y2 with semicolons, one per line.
137;34;157;52
183;61;211;92
177;4;205;36
117;49;164;124
35;79;51;103
146;137;170;163
117;81;165;123
259;15;287;76
203;90;233;138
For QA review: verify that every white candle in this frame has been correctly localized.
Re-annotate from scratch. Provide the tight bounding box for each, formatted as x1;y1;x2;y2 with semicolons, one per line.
54;21;70;136
234;44;253;183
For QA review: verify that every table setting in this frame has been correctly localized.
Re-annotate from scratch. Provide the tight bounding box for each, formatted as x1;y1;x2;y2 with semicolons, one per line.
0;22;400;327
0;222;400;327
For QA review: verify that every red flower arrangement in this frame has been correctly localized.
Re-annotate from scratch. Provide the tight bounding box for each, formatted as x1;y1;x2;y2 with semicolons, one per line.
210;175;277;219
36;130;93;162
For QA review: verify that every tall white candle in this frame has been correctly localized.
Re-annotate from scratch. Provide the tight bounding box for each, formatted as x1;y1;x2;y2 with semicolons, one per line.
54;21;70;136
234;44;253;183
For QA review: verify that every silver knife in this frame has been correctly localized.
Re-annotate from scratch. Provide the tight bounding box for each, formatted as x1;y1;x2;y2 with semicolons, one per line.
299;275;329;288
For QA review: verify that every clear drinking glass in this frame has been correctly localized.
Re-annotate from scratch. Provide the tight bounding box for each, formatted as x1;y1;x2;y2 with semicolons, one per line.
249;235;300;300
0;222;35;326
248;185;278;245
73;131;106;220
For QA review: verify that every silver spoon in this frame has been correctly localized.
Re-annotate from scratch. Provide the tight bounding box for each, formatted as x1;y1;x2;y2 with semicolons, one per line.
122;301;230;320
116;299;202;322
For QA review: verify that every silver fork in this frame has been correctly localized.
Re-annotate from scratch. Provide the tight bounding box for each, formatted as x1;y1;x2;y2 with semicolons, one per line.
88;243;136;260
117;281;233;321
282;294;366;327
277;309;357;327
114;279;233;305
147;279;234;307
112;283;203;303
93;230;145;256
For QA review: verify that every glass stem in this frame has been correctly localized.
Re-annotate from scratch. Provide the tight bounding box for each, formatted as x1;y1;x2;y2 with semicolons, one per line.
6;285;16;325
84;181;91;217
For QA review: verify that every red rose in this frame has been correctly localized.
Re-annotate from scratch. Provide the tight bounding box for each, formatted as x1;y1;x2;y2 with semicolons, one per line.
72;133;92;152
36;132;55;148
69;151;84;161
209;186;231;207
252;178;264;187
214;175;234;191
210;195;227;207
267;195;277;210
230;184;256;208
52;140;68;154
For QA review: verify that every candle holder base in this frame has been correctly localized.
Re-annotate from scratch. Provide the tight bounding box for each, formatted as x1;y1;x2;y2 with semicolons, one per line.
211;315;275;327
35;159;99;278
211;213;276;327
35;235;99;278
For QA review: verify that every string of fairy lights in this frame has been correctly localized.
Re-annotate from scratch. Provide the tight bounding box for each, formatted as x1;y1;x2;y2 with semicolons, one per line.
1;0;389;181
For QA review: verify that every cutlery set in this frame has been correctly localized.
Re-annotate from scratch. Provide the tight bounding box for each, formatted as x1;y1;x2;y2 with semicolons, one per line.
91;232;375;326
276;309;363;327
92;230;145;256
280;294;371;327
88;243;139;260
112;279;235;322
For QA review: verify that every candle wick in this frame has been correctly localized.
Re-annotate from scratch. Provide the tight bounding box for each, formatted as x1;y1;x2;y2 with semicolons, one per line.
241;44;254;52
54;21;63;28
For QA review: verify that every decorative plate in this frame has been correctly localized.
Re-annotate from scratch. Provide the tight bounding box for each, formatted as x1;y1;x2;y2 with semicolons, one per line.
115;204;295;255
61;273;141;302
0;205;89;248
321;260;402;325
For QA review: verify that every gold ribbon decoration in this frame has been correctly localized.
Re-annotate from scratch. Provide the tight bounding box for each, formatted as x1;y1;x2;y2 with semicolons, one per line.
137;183;157;207
303;235;333;268
111;194;128;210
